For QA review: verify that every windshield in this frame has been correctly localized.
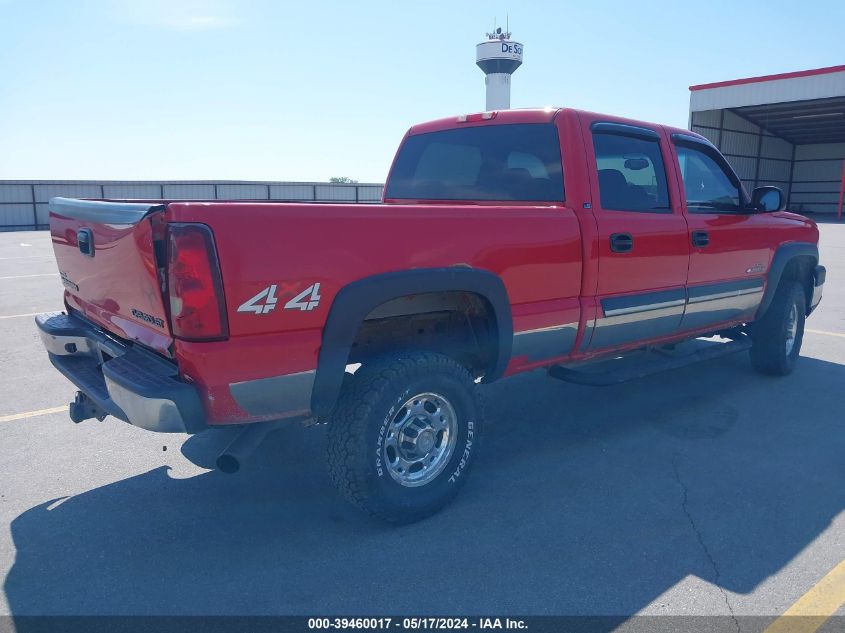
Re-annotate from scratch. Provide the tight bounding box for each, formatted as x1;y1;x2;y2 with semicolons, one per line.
385;123;564;202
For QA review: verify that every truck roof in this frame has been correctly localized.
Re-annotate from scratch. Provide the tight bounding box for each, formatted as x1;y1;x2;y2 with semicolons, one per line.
408;107;700;142
408;108;559;135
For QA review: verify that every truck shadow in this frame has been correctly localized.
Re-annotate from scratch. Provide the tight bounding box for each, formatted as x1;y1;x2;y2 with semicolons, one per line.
4;352;845;616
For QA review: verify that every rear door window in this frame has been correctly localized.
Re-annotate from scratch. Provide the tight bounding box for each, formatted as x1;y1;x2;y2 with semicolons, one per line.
385;123;564;202
592;131;671;212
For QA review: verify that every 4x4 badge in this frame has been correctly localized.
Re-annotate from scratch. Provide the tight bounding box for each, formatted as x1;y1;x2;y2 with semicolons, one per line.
237;283;321;315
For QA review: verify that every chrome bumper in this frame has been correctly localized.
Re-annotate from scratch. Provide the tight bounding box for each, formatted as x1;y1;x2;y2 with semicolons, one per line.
35;312;205;433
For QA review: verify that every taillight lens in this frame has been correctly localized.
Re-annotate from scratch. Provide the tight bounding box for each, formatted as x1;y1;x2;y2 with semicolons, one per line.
456;111;497;123
166;223;229;341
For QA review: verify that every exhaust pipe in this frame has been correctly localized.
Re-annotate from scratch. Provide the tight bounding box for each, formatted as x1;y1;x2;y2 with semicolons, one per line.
216;421;280;474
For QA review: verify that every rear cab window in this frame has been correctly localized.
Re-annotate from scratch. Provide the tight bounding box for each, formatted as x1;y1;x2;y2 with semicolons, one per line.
385;123;564;202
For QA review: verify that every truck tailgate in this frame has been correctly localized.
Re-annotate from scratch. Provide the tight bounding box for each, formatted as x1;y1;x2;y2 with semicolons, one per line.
48;197;173;355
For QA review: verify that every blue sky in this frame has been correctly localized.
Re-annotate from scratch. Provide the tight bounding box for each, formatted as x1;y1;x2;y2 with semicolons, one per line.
1;0;843;183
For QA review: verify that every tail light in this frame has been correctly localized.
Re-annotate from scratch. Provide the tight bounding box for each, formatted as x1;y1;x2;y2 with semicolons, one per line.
165;223;229;341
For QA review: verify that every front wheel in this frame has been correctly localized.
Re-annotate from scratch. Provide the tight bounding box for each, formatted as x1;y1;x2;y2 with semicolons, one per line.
750;280;806;376
325;352;482;524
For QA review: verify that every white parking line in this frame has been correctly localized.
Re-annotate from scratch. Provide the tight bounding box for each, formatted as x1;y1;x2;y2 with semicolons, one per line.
0;273;57;280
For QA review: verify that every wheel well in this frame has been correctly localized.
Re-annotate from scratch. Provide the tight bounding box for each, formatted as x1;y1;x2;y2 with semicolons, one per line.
348;291;498;377
781;256;815;314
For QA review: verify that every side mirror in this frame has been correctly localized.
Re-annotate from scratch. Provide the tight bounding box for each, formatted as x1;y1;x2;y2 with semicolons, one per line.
751;186;784;213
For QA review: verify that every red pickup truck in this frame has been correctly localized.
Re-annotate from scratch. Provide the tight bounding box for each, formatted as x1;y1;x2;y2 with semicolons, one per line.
37;108;825;523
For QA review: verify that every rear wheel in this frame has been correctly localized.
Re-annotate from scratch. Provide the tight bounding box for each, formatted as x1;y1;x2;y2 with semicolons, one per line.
750;281;805;376
325;352;482;524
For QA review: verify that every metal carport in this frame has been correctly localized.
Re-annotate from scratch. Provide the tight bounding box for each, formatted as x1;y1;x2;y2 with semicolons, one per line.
689;64;845;219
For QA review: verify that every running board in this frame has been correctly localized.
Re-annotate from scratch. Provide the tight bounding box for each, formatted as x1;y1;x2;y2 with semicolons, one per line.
548;338;752;386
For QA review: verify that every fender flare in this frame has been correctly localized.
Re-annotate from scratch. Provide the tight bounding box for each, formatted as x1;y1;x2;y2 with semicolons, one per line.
310;267;513;417
756;242;818;318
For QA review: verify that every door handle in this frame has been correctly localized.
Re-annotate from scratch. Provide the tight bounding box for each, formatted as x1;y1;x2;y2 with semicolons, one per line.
691;231;710;248
610;233;634;253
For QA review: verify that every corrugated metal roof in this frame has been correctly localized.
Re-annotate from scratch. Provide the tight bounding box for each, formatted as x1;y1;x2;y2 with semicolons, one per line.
690;64;845;92
690;67;845;113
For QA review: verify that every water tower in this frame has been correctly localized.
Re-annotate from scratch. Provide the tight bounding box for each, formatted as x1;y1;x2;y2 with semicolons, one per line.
475;24;523;110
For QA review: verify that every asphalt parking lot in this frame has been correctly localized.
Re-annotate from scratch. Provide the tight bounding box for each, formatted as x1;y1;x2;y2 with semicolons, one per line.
1;224;844;625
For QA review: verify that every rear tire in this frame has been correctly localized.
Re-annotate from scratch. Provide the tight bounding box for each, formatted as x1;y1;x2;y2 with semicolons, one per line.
750;281;805;376
325;352;482;524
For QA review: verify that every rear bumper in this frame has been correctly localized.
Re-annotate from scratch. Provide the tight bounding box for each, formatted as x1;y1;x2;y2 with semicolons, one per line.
36;312;206;433
810;264;825;313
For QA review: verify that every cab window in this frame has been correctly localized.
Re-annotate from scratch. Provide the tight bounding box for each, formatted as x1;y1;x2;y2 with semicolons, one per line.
592;131;671;213
675;145;742;213
386;123;564;202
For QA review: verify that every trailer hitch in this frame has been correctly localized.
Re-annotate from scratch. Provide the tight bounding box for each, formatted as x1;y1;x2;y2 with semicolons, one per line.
68;391;107;423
